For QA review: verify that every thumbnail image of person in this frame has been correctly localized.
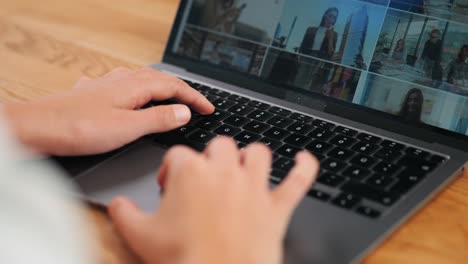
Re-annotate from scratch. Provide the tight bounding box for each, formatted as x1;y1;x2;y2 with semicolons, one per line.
298;7;339;60
268;51;300;85
420;29;443;82
392;39;407;63
447;45;468;94
399;88;424;123
198;0;245;34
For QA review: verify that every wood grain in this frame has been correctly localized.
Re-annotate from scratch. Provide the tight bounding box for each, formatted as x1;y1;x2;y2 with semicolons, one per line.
0;1;466;263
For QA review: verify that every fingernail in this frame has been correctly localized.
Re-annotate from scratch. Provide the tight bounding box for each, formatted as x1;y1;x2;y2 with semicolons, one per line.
174;105;191;124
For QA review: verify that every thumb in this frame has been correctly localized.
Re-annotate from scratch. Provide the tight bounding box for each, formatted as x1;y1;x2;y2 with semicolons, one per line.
108;197;152;256
135;104;192;134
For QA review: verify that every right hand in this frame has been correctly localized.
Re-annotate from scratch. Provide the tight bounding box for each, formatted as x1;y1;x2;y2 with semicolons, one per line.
109;137;319;264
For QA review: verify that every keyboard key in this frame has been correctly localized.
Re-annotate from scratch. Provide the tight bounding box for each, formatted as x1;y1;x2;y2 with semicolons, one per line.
284;134;311;147
209;109;231;121
321;158;348;172
248;100;270;110
258;137;282;150
429;155;447;164
228;104;255;115
308;128;335;141
351;142;380;155
269;106;292;116
312;119;336;129
267;116;294;128
334;126;358;137
308;189;331;201
390;170;425;194
277;144;303;158
195;119;222;131
342;166;371;180
183;79;194;86
202;92;218;102
248;110;274;122
290;113;314;123
213;99;236;110
373;161;400;176
405;147;430;159
237;142;247;149
194;84;210;92
398;156;437;175
341;182;400;206
234;131;261;144
356;206;381;218
305;140;333;154
271;169;287;183
228;94;250;104
243;121;271;134
208;88;230;97
287;122;315;135
263;127;291;140
365;174;394;189
375;148;403;162
381;140;405;151
274;157;295;172
357;133;382;144
224;115;250;127
327;147;355;160
329;135;356;148
333;192;361;209
313;153;326;162
317;173;346;187
214;124;241;137
187;129;216;144
172;125;196;137
350;154;377;168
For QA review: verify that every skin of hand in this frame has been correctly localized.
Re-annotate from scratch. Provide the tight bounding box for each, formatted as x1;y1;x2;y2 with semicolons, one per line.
3;67;214;156
109;137;319;264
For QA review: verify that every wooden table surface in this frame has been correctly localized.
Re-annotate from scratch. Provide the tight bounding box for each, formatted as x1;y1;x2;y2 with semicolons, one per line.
0;0;467;263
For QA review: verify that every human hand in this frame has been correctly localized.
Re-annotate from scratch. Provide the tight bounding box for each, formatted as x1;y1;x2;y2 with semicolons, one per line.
4;67;214;156
109;137;319;264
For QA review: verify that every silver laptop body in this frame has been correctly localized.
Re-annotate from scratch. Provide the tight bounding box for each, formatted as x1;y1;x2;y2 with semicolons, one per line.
71;1;468;263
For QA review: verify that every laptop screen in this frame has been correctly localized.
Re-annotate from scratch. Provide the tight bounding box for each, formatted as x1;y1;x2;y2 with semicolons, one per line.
169;0;468;136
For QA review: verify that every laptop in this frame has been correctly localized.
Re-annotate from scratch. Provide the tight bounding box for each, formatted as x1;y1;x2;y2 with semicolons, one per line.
60;0;468;263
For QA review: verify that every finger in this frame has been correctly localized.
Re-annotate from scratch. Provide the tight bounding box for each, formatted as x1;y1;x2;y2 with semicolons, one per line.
108;196;153;257
131;104;191;134
271;151;319;216
132;68;215;114
241;143;272;185
204;136;240;165
159;145;205;191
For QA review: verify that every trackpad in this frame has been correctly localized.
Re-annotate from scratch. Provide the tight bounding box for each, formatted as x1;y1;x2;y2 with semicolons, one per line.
75;141;166;212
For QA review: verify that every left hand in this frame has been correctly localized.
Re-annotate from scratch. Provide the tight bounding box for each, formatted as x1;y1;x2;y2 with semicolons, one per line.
109;137;320;264
4;67;215;155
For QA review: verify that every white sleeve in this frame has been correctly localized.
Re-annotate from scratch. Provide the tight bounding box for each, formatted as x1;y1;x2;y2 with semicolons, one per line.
0;116;94;264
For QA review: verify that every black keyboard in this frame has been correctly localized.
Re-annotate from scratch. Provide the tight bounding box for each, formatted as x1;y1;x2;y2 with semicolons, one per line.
152;80;448;219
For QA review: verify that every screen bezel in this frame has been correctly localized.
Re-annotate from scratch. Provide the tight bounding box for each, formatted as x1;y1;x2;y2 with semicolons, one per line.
162;0;468;151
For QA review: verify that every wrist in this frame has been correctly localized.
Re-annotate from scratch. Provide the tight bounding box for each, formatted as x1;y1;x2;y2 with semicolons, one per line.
3;101;67;154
